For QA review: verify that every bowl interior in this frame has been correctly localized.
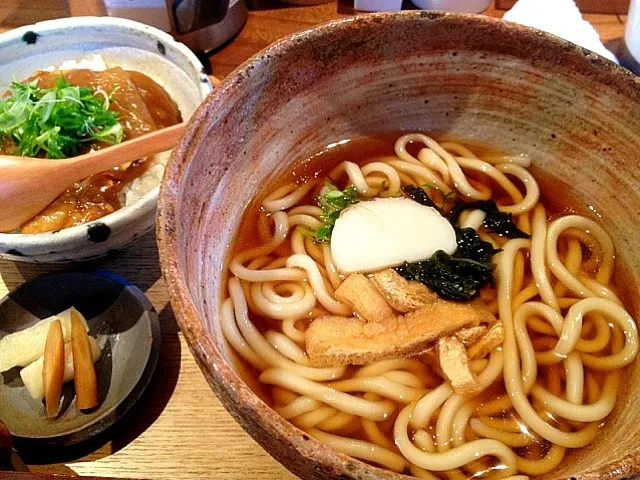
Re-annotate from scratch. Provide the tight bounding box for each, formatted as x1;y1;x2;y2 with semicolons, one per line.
159;12;640;480
0;17;212;262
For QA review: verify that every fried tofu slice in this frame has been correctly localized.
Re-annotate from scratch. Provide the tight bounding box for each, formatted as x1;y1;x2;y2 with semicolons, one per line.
437;336;481;396
306;301;495;367
455;325;487;346
335;274;393;323
370;268;439;313
467;322;504;360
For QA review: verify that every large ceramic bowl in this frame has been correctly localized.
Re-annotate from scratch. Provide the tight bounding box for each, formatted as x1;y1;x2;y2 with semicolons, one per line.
157;12;640;480
0;17;212;263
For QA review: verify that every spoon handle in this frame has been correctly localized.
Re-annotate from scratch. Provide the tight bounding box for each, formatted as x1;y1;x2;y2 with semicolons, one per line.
0;122;187;233
71;122;186;179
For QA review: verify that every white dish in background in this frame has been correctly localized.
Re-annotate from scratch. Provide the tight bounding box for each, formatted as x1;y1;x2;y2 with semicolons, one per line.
502;0;617;63
623;0;640;73
354;0;403;11
411;0;491;13
0;16;212;263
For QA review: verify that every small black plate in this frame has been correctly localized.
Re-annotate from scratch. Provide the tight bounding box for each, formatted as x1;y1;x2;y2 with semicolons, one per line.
0;271;161;449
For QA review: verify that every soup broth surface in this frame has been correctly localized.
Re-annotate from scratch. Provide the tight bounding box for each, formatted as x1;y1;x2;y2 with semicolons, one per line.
223;133;638;479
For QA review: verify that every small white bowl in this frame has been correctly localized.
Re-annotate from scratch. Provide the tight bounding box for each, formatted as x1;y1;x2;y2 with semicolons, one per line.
0;17;212;263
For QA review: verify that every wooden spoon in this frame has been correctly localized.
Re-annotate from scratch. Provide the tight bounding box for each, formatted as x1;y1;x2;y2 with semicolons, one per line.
0;122;186;233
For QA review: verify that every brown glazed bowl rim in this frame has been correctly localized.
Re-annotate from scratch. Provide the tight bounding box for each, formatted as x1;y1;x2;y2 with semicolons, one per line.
157;11;640;480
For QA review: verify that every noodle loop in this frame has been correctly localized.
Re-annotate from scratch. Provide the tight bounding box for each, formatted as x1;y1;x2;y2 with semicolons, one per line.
221;134;638;479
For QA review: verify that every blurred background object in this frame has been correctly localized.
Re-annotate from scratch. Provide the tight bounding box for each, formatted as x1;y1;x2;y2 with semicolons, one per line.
503;0;619;63
170;0;248;52
278;1;334;4
496;0;629;13
410;0;491;13
67;0;249;53
622;0;640;73
354;0;403;11
0;0;630;47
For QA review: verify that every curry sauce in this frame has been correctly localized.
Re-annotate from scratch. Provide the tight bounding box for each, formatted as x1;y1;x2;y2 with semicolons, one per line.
2;68;182;234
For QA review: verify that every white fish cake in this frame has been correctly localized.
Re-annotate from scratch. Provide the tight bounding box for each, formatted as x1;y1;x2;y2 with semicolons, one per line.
331;197;457;274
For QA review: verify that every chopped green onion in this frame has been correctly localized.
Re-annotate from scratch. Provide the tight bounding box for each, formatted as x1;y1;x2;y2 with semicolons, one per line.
0;76;123;159
306;182;359;243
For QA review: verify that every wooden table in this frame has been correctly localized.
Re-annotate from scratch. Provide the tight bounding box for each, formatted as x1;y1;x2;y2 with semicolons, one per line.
0;2;627;479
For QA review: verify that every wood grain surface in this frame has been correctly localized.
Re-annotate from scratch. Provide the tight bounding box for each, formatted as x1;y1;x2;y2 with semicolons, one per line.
0;1;627;479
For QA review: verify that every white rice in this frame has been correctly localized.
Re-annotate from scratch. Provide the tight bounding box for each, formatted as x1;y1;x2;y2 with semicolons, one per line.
120;151;169;206
47;54;167;208
46;54;108;72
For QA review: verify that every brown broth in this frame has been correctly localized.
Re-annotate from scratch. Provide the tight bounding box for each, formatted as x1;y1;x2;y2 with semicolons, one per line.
225;133;636;478
230;133;637;316
232;133;591;257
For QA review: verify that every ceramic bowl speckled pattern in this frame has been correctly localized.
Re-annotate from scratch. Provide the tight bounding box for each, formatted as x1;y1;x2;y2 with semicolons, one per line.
0;271;161;451
0;16;212;263
157;12;640;480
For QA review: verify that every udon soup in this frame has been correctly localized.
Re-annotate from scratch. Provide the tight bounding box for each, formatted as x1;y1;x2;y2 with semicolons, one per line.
222;134;639;479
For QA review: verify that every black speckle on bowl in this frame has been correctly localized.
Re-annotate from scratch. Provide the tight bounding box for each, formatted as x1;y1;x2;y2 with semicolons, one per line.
156;40;166;55
21;31;39;45
87;223;111;243
5;249;24;257
197;59;212;75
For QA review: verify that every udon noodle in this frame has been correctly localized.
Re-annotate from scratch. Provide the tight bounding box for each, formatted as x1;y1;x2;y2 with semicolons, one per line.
221;133;639;479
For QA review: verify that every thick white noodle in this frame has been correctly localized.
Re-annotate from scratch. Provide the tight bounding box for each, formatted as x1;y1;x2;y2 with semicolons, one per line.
220;133;639;479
